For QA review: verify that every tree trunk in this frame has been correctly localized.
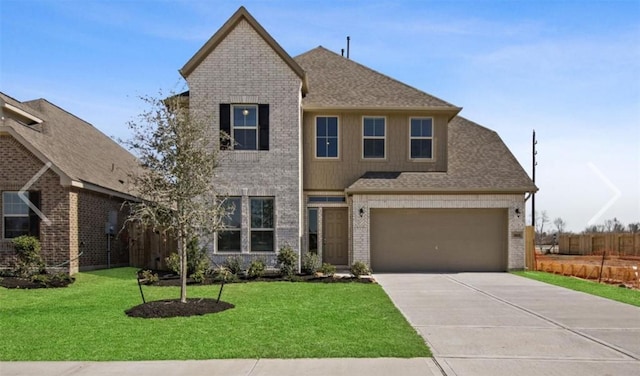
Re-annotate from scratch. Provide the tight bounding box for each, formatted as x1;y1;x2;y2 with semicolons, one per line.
179;237;187;303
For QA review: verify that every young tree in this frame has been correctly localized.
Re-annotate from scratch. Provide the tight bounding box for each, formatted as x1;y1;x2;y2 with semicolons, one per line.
122;92;227;303
553;217;567;235
628;223;640;233
535;210;550;244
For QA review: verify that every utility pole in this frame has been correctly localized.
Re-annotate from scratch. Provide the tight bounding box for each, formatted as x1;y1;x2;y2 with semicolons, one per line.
532;130;537;227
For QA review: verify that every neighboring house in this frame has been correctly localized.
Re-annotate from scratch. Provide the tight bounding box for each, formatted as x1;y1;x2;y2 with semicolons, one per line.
0;93;138;274
179;6;537;273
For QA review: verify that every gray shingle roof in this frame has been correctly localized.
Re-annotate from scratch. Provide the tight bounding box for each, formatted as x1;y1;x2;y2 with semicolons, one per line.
294;46;461;111
347;116;537;193
1;92;138;197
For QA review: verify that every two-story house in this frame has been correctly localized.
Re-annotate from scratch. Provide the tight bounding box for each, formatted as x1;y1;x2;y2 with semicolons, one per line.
180;7;537;272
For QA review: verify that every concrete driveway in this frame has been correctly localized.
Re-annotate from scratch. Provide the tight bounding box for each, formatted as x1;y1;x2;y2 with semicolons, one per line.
376;273;640;376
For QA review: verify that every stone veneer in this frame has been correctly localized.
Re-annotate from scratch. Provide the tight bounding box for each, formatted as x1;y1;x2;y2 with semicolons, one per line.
351;194;526;270
185;19;303;264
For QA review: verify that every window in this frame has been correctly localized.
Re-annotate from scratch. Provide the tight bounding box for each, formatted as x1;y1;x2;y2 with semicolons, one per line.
219;104;269;150
316;116;338;158
2;191;39;239
233;105;257;150
307;196;346;203
308;208;318;254
410;118;433;159
217;197;241;252
250;198;274;252
363;117;385;159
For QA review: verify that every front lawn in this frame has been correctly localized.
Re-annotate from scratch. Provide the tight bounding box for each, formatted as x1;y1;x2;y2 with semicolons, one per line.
513;271;640;307
0;267;430;360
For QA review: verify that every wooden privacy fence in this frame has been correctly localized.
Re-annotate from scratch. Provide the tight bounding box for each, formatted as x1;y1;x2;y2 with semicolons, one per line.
128;223;177;270
559;233;640;256
525;226;536;270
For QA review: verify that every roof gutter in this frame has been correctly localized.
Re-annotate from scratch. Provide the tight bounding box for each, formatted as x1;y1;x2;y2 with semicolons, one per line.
303;106;462;120
70;180;139;202
345;187;539;195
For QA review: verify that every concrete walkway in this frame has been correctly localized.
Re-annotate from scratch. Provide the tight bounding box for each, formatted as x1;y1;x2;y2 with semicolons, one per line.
376;273;640;376
0;358;443;376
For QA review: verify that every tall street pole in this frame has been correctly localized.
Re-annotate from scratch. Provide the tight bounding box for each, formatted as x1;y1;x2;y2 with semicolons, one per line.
532;130;537;227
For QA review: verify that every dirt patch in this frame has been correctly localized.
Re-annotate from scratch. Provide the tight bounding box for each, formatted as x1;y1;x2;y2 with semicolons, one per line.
536;254;640;289
125;298;234;318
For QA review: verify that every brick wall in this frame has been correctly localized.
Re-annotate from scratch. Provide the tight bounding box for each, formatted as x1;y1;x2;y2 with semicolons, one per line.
351;193;526;270
76;188;129;271
0;134;131;274
186;19;303;263
0;135;72;272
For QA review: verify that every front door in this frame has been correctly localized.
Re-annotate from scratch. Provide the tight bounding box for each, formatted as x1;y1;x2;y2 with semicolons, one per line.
323;208;348;265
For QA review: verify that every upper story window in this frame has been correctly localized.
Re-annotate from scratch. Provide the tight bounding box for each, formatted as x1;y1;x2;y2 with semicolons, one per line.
217;197;241;252
219;104;269;151
410;117;433;159
233;105;257;150
363;117;386;159
316;116;338;158
2;191;40;239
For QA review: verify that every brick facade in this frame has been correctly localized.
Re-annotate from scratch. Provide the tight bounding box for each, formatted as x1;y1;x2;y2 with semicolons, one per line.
350;194;526;270
0;134;129;274
185;19;303;264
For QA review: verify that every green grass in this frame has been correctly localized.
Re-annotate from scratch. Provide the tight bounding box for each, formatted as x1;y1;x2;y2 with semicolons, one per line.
0;267;429;360
513;271;640;307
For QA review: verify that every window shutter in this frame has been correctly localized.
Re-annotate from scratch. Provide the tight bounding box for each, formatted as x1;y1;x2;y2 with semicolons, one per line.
219;103;231;150
258;104;269;150
28;191;41;238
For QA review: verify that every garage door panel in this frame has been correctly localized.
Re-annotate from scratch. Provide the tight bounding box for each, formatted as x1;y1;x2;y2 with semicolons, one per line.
370;208;507;272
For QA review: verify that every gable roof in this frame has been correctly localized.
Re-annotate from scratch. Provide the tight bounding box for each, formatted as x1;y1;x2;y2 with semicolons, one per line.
180;6;308;94
346;116;537;194
0;92;138;198
294;46;462;116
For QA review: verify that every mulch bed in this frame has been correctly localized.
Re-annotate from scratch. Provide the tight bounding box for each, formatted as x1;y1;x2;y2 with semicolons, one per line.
131;271;374;318
125;298;235;318
0;276;75;289
143;271;376;287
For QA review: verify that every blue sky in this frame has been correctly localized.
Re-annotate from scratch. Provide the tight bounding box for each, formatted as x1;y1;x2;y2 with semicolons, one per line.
1;0;639;232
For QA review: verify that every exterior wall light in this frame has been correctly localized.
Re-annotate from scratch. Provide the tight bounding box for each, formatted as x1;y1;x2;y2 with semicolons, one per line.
359;207;365;217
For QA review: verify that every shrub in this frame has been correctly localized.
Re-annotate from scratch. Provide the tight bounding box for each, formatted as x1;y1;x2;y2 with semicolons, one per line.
350;261;370;277
301;252;320;275
140;270;159;285
30;272;74;287
164;238;210;278
319;262;337;276
223;256;243;275
212;266;236;283
247;259;266;279
12;236;45;277
277;245;298;279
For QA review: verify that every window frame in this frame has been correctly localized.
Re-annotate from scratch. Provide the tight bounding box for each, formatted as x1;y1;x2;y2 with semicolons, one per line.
231;104;258;151
217;197;242;253
362;116;386;159
2;191;30;239
308;208;318;255
250;197;275;253
315;116;340;159
409;117;435;161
